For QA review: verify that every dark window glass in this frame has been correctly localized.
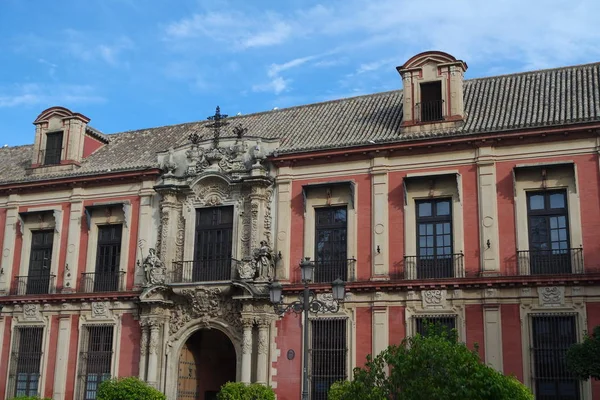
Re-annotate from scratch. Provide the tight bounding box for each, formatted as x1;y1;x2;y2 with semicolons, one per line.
310;319;347;400
420;81;443;122
315;207;347;282
416;198;453;278
93;225;122;292
44;132;63;165
531;315;580;400
193;206;233;281
83;326;113;400
26;230;53;294
12;327;43;398
527;190;571;274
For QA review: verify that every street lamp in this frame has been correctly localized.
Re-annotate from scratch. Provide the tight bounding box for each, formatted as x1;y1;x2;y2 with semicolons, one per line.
269;257;346;400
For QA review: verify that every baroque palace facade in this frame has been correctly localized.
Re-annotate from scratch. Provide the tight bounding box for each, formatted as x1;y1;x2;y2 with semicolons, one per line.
1;51;600;400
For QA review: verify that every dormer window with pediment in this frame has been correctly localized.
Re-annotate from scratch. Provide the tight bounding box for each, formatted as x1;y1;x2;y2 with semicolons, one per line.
31;106;108;171
397;51;468;130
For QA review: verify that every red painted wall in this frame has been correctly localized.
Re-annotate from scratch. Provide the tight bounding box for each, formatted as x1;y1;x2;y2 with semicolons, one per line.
388;173;405;279
465;304;485;360
389;306;406;346
501;304;523;381
57;203;71;290
0;316;13;398
10;222;23;294
355;307;372;367
83;135;105;158
119;313;141;377
587;303;600;398
44;315;60;398
273;314;302;400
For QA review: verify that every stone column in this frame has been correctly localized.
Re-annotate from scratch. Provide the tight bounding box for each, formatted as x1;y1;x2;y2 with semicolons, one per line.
256;319;270;384
139;321;150;381
146;322;160;387
241;319;254;383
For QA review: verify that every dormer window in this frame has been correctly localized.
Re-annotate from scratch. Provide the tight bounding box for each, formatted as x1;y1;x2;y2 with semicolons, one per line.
43;131;63;165
419;81;443;122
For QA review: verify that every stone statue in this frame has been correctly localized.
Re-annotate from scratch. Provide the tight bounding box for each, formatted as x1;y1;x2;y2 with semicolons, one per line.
143;248;166;286
253;240;274;281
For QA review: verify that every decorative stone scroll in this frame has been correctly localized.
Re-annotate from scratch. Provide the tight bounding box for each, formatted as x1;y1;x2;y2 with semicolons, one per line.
422;289;447;309
538;286;565;307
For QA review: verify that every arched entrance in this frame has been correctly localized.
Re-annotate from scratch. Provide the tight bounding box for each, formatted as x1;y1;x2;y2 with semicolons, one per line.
177;329;237;400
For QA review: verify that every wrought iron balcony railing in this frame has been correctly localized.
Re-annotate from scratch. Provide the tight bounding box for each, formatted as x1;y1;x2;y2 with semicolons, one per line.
293;259;356;283
170;259;233;283
517;248;583;275
418;99;444;122
11;274;57;295
403;253;464;280
79;271;125;292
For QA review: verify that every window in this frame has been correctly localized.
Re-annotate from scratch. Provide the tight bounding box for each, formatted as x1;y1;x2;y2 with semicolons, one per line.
414;315;456;336
310;319;347;400
193;206;233;281
9;327;43;398
25;230;54;295
526;190;571;274
43;131;63;165
531;315;580;400
78;326;113;400
314;207;348;283
416;198;453;278
91;225;122;292
420;81;443;122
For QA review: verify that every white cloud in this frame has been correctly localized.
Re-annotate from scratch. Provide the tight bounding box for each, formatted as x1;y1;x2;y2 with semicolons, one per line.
252;77;289;95
268;56;316;77
0;83;105;108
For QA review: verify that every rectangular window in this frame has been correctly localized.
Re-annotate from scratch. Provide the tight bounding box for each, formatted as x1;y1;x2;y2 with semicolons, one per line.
26;230;54;295
314;207;347;283
310;319;347;400
92;225;122;292
531;315;580;400
193;206;233;281
416;198;453;278
414;315;456;336
43;131;63;165
526;190;571;274
420;81;443;122
77;326;113;400
9;327;43;398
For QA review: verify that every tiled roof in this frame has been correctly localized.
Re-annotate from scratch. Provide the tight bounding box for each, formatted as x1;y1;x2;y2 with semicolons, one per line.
1;62;600;185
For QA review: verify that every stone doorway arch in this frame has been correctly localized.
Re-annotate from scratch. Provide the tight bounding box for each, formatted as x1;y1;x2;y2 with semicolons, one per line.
177;328;237;400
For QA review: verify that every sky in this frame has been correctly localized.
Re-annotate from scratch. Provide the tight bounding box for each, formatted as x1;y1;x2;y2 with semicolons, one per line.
1;0;600;147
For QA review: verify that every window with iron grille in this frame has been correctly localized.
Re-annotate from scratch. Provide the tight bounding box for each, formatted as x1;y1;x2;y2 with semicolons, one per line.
193;206;233;281
530;315;580;400
527;191;571;274
77;325;114;400
8;326;44;398
414;315;457;336
94;225;122;292
416;198;453;278
420;81;443;122
310;318;347;400
314;207;347;283
26;230;54;294
43;131;63;165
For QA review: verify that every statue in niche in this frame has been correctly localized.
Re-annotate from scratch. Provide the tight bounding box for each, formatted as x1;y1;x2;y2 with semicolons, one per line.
143;248;166;286
253;240;274;281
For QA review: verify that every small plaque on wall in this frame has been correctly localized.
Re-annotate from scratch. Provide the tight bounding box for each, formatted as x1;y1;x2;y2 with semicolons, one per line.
287;349;295;360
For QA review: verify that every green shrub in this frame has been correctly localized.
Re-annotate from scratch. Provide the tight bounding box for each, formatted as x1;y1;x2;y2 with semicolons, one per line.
218;382;275;400
329;325;533;400
567;325;600;380
97;377;166;400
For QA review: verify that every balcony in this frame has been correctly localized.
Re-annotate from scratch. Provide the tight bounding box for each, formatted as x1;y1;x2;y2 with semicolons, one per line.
11;275;57;295
293;259;356;283
170;259;233;283
403;253;465;280
79;271;125;292
517;248;583;275
418;99;444;122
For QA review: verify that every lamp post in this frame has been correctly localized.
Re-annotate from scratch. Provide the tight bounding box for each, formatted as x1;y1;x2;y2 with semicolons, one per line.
269;257;346;400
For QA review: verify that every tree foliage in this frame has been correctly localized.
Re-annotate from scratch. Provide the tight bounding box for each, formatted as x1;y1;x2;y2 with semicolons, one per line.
567;325;600;380
97;377;166;400
328;325;533;400
217;382;276;400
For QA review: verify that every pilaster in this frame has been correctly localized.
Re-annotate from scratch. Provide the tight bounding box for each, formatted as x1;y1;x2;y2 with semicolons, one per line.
0;200;19;293
370;158;389;279
255;318;270;385
52;316;72;400
64;193;83;292
275;172;292;280
241;318;254;384
476;146;500;275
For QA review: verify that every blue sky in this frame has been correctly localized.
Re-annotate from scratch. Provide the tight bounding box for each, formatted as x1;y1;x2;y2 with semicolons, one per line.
1;0;599;147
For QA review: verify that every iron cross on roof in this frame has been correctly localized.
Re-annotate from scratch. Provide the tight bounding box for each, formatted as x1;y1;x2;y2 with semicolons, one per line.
206;106;229;148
